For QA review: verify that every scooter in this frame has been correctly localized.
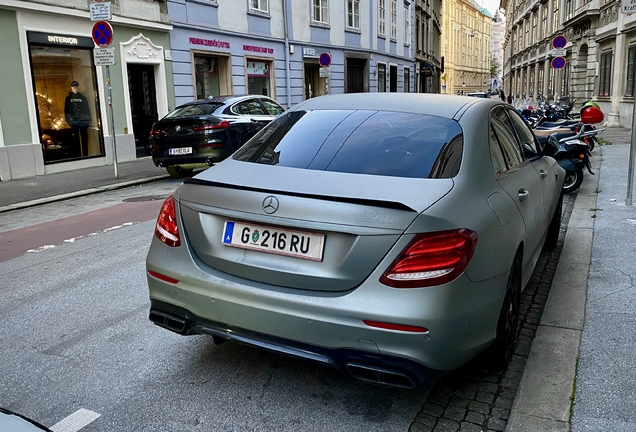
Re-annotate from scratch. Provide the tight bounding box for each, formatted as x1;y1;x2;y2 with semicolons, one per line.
538;126;600;193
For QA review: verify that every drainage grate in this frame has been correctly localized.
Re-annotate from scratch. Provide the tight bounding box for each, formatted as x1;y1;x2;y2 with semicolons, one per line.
122;195;170;202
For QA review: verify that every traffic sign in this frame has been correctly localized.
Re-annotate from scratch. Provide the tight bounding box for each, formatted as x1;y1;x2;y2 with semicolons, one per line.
93;47;116;66
92;21;113;47
622;0;636;13
90;2;112;21
552;35;567;49
319;52;332;68
551;49;567;57
551;56;566;70
319;67;332;78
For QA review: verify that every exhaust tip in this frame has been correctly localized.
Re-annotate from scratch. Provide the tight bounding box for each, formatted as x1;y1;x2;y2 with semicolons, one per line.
346;363;417;389
149;310;188;334
205;158;213;166
158;161;164;167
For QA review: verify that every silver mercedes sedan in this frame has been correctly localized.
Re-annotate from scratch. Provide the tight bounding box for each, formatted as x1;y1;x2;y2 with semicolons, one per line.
146;93;564;389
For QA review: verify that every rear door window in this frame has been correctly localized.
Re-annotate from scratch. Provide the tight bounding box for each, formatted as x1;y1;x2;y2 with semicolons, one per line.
261;99;285;115
233;110;463;179
506;109;540;159
164;103;221;118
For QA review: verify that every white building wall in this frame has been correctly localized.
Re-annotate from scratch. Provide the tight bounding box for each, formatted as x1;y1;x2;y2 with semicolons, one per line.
330;0;346;47
217;0;249;34
290;1;311;42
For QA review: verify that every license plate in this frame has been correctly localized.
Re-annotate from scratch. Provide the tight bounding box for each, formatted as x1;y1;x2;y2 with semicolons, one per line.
169;147;192;155
222;221;325;261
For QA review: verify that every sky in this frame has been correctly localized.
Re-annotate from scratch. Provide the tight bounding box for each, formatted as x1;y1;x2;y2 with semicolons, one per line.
480;0;502;17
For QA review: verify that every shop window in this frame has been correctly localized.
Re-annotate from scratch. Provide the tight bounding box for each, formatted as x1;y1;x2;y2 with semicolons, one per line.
29;34;104;164
194;55;220;99
247;59;271;96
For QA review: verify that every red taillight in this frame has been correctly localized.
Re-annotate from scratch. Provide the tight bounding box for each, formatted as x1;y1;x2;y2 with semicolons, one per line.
363;320;428;333
150;130;165;136
380;229;478;288
155;196;181;247
193;120;230;131
147;270;179;284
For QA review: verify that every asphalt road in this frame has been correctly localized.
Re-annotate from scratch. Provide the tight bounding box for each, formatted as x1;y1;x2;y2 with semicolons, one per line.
0;182;431;432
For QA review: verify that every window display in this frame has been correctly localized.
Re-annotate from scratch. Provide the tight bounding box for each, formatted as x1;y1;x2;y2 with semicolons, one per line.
194;56;220;99
28;32;104;164
247;59;271;96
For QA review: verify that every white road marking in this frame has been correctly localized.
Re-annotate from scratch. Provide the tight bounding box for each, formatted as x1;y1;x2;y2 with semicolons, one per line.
26;222;139;253
50;408;101;432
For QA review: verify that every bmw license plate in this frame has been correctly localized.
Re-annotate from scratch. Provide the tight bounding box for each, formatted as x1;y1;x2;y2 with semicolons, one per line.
222;221;325;261
168;147;192;155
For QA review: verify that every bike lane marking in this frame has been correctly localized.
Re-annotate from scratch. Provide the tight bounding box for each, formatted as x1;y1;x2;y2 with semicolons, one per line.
50;408;101;432
0;200;162;263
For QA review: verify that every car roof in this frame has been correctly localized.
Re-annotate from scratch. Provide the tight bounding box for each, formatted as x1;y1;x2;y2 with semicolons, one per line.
177;94;272;108
290;93;482;119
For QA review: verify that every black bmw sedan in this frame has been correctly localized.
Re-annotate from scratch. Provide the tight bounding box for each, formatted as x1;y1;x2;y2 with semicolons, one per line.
150;95;285;178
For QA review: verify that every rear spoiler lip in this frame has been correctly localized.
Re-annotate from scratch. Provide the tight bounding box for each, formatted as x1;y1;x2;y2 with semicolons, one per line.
182;177;418;212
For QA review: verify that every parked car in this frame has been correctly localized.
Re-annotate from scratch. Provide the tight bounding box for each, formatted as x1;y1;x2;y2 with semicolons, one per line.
467;92;489;98
150;95;285;178
0;407;51;431
146;93;564;389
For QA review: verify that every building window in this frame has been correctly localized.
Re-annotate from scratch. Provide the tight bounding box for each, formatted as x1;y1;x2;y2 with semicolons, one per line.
404;68;410;92
541;5;547;39
532;13;537;45
538;65;544;94
599;51;612;97
28;32;104;164
347;0;360;29
562;62;570;95
377;63;386;92
250;0;268;13
627;46;636;97
247;59;272;96
391;0;397;39
524;20;529;49
416;17;420;51
194;55;220;99
552;0;559;32
313;0;328;24
512;28;517;54
379;0;386;36
404;6;410;45
565;0;573;21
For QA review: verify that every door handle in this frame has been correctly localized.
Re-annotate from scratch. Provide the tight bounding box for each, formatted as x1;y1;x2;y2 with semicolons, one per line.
540;169;548;178
518;189;529;201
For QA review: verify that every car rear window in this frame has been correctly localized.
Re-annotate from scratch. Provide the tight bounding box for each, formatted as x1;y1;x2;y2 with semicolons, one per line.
164;103;223;119
232;110;463;179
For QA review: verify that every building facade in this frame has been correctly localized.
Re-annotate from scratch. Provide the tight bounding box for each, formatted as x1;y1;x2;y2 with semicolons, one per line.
0;0;175;181
502;0;636;126
441;0;493;94
414;0;443;93
168;0;416;110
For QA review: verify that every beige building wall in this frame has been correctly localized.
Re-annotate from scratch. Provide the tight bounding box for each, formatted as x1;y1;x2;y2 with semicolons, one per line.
442;0;492;94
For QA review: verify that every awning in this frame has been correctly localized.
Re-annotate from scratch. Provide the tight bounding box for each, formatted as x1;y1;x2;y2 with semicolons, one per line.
420;61;437;78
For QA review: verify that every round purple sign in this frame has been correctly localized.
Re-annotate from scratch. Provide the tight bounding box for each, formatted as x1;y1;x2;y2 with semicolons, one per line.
319;52;332;68
552;35;567;49
552;56;566;70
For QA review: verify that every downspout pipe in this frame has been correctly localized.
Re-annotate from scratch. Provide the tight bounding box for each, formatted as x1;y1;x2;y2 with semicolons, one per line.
283;0;292;109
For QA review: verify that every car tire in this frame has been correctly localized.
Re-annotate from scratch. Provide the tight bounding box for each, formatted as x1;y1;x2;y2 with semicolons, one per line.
166;166;194;179
487;251;522;370
563;167;583;194
543;193;563;251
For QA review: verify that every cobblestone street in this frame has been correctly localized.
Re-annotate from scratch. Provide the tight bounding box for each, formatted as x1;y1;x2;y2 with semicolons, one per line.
408;193;577;432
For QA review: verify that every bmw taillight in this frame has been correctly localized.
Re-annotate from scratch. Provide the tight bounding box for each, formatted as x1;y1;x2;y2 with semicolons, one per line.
150;130;165;137
380;229;478;288
193;120;231;131
155;196;181;247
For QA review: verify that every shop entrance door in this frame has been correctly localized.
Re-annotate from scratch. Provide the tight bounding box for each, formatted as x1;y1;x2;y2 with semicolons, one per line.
128;64;158;158
346;58;365;93
304;63;327;99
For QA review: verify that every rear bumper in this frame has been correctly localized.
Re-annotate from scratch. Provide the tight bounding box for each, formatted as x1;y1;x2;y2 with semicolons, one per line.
149;299;442;389
151;148;232;168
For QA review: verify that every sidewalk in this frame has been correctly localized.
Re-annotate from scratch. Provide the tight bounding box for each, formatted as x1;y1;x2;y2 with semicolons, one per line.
507;127;636;431
0;157;175;213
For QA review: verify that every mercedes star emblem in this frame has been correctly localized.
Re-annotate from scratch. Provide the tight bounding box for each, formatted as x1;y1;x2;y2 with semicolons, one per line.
175;125;181;132
262;196;279;214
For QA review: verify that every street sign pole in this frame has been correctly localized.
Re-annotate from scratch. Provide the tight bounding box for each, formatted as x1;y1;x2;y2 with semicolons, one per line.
105;65;119;179
627;100;636;205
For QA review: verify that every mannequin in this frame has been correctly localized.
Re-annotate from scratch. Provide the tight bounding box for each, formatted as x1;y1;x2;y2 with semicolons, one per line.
64;80;91;157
